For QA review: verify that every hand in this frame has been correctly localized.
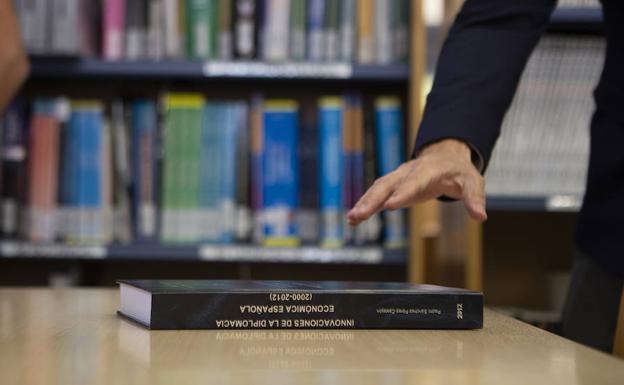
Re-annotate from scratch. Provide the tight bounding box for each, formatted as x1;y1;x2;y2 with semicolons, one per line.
347;139;487;225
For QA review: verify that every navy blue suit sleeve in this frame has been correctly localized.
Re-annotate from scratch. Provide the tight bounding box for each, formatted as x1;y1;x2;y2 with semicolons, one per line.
413;0;557;172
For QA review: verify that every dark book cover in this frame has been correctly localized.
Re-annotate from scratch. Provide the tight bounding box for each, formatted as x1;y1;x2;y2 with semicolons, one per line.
118;279;483;330
0;99;28;238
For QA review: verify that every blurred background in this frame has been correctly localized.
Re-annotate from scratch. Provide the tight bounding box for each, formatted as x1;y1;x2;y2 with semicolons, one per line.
0;0;603;329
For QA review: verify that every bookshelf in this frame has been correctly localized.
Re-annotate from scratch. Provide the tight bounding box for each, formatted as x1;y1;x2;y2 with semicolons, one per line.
0;0;419;284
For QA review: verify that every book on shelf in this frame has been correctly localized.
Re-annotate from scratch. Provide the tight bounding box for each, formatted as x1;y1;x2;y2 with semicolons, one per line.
318;96;344;248
130;100;159;242
14;0;409;64
0;93;408;251
374;96;406;248
1;99;28;238
118;279;484;330
260;99;300;247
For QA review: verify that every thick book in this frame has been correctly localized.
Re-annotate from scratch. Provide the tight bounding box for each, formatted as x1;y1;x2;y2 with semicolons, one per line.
118;279;483;330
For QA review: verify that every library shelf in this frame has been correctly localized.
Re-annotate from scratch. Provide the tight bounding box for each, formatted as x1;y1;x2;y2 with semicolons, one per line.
29;57;410;82
486;195;582;212
548;7;603;34
0;241;407;265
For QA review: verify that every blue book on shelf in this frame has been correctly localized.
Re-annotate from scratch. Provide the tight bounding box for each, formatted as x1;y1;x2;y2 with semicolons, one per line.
199;103;223;242
307;0;325;61
375;96;407;248
318;96;343;248
131;100;159;242
261;100;299;247
219;103;242;243
69;101;104;242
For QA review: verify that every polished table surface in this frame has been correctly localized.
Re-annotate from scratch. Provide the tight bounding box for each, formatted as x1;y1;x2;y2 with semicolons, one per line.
1;288;624;385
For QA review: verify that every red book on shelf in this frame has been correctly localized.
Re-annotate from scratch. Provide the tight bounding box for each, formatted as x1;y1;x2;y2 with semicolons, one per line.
103;0;126;60
27;100;61;242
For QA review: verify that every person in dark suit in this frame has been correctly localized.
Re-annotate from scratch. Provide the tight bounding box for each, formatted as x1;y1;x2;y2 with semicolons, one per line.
348;0;624;352
0;0;29;112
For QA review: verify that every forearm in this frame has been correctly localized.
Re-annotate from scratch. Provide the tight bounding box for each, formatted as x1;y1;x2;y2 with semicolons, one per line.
0;0;30;112
414;0;556;171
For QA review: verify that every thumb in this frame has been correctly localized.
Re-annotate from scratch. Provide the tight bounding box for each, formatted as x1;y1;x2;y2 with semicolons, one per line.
461;171;487;221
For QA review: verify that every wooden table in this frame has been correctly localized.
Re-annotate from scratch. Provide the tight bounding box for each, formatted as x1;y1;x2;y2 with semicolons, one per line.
1;288;623;385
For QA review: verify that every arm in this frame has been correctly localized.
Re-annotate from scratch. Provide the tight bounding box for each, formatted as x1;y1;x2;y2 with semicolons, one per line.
0;0;30;112
348;0;556;224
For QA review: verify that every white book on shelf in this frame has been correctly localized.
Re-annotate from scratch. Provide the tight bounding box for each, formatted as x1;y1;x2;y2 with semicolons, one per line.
263;0;291;62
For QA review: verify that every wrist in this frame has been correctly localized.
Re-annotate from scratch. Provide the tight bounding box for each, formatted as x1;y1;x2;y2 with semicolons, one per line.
420;139;472;162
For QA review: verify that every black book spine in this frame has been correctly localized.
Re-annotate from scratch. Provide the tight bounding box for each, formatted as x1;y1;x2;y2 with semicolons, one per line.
149;292;483;330
1;100;28;238
233;0;257;59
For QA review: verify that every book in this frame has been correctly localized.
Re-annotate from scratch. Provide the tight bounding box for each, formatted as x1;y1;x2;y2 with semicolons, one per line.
15;0;49;54
339;0;356;62
297;101;319;244
160;93;204;243
261;100;299;247
147;0;165;59
233;0;256;59
131;100;159;241
1;100;28;238
163;0;183;58
50;0;80;55
357;0;374;64
262;0;290;62
374;0;393;65
361;96;382;244
186;0;216;59
218;0;233;59
125;0;148;59
220;103;244;242
250;94;264;243
233;102;251;241
318;97;343;248
102;0;126;60
306;0;325;62
26;99;64;242
63;101;107;243
110;99;132;243
118;279;484;330
349;95;367;245
289;0;306;61
322;0;340;62
375;96;407;248
198;103;223;242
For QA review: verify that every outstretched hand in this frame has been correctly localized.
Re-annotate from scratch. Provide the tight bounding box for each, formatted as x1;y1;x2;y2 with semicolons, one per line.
347;139;487;225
